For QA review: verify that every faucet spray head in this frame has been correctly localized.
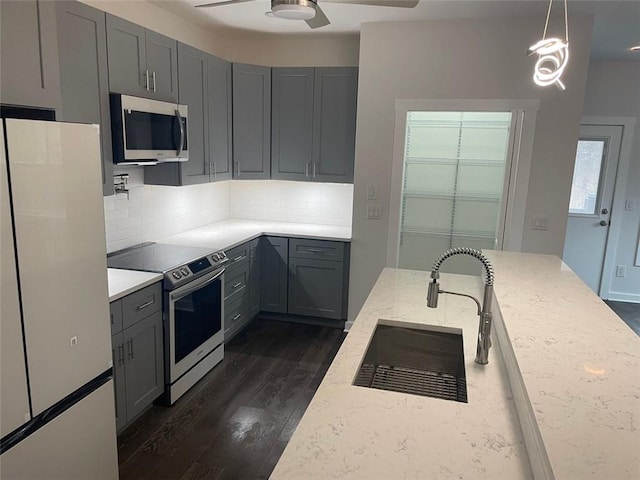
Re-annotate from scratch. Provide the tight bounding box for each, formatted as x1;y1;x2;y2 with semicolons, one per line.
427;279;439;308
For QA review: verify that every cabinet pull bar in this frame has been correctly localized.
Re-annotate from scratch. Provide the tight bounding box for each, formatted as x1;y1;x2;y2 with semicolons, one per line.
137;300;154;310
233;314;242;321
233;255;246;262
232;282;242;289
236;162;241;176
118;345;125;366
307;248;324;253
152;71;157;92
305;163;309;177
313;163;317;178
145;70;150;91
213;162;216;178
127;339;134;360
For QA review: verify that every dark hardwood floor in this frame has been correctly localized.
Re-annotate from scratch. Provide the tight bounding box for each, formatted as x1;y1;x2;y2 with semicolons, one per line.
117;318;346;480
605;300;640;336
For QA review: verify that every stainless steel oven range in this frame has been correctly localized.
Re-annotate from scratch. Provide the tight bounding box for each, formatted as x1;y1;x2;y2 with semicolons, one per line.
108;242;228;404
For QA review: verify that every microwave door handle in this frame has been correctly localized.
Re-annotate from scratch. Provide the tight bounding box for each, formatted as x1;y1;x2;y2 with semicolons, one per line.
175;109;185;157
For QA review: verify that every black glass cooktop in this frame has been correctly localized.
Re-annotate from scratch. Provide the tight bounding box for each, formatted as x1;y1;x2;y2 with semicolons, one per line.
107;242;220;273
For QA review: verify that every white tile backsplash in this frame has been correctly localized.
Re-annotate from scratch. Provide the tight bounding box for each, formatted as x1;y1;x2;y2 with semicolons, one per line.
104;177;353;253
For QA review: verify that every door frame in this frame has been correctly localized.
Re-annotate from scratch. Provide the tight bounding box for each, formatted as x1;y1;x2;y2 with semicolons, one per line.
580;116;637;299
386;99;540;266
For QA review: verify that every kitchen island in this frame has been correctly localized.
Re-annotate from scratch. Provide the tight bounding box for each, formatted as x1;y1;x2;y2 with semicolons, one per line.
270;251;640;479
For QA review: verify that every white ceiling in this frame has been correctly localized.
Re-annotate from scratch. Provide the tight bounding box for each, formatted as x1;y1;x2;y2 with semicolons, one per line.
151;0;640;60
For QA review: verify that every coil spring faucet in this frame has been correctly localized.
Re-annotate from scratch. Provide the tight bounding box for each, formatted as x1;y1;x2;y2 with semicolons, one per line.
426;248;495;365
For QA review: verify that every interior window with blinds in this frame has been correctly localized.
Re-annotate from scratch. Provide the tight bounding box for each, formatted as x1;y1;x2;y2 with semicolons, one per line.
399;111;512;274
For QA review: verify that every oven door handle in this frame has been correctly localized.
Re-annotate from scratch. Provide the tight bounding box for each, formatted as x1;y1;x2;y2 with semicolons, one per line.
175;109;185;157
170;268;225;301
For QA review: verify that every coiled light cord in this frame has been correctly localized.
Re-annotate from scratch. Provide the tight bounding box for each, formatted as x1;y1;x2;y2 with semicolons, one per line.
528;0;569;91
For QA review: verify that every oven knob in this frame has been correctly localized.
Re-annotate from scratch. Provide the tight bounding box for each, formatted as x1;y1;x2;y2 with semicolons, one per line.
172;271;182;279
219;251;227;259
212;253;220;262
180;268;189;276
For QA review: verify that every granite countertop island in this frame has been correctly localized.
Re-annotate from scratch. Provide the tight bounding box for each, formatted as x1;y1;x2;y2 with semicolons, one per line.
271;251;640;479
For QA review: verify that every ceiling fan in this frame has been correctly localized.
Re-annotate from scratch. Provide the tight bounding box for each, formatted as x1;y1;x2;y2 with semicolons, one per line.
195;0;420;29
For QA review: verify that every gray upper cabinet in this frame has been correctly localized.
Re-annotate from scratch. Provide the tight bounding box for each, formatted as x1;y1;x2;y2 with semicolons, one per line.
106;14;177;102
0;0;60;111
232;63;271;179
207;55;233;181
271;68;314;181
312;67;358;183
145;44;232;187
56;1;113;196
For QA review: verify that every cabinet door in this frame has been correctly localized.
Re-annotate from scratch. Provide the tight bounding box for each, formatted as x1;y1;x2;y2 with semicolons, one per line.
207;55;233;181
110;300;123;337
232;63;271;179
145;30;178;103
56;1;113;196
106;14;147;96
312;67;358;183
111;332;127;432
260;237;288;314
249;238;261;318
271;68;314;181
288;258;345;320
177;43;210;185
123;313;164;422
0;0;60;110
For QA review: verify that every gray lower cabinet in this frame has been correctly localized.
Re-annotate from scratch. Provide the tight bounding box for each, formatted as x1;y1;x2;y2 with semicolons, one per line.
232;63;271;179
106;14;177;102
248;238;261;318
271;67;358;184
260;237;289;314
56;1;113;196
288;239;349;320
110;283;164;432
0;0;60;111
145;44;232;186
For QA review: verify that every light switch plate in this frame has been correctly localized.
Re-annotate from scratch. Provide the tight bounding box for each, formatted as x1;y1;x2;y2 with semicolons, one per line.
532;215;549;230
367;205;381;220
367;185;378;200
625;198;636;211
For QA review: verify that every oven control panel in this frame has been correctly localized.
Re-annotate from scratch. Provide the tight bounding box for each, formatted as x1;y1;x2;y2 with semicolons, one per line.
165;250;227;290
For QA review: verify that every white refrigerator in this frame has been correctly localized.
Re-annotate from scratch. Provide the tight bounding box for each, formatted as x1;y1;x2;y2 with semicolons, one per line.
0;119;118;479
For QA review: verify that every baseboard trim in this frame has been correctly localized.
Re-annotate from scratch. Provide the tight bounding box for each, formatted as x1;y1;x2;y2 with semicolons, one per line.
604;292;640;303
257;312;345;329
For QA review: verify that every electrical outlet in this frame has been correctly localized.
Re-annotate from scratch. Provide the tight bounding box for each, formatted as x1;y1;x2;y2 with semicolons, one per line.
532;215;549;230
70;336;78;346
366;205;381;220
616;265;627;278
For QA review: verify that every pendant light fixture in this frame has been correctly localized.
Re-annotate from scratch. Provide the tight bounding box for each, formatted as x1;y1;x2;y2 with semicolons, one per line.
527;0;569;90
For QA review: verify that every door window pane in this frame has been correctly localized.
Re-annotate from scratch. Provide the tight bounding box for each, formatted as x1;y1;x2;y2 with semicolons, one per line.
569;140;606;215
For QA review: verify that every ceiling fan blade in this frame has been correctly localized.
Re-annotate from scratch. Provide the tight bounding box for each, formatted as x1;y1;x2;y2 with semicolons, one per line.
195;0;259;8
306;4;331;29
322;0;419;7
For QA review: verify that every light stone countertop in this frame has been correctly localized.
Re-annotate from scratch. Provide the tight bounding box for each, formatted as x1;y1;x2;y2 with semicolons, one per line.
271;251;640;479
485;250;640;480
271;268;532;480
107;268;162;302
158;218;351;250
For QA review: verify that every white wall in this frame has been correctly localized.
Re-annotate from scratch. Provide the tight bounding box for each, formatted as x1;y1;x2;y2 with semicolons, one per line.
230;181;353;226
582;60;640;301
348;17;593;321
81;0;359;66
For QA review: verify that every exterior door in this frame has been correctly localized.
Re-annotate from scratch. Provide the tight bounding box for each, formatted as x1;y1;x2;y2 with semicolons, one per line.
562;125;623;294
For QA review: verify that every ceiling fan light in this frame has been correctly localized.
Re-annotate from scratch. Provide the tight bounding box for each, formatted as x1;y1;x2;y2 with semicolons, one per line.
272;4;316;20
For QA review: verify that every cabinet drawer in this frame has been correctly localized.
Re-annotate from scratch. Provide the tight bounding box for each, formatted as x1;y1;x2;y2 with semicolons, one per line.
224;296;247;341
289;238;345;261
225;242;251;270
110;300;123;336
121;282;162;330
224;263;248;302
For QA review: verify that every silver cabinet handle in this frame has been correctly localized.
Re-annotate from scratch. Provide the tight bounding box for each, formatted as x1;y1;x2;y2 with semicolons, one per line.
213;162;216;178
152;71;157;92
232;282;242;289
305;163;310;177
236;162;241;176
118;345;125;366
136;299;154;311
233;255;246;262
313;163;317;178
127;339;134;360
175;109;185;157
232;313;242;321
145;70;150;91
307;248;324;254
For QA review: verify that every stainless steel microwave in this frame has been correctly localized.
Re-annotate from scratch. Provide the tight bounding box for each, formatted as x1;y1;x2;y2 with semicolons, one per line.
110;94;188;165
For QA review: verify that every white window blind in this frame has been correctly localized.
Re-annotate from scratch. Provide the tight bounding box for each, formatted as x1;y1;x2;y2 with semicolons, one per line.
399;111;512;274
